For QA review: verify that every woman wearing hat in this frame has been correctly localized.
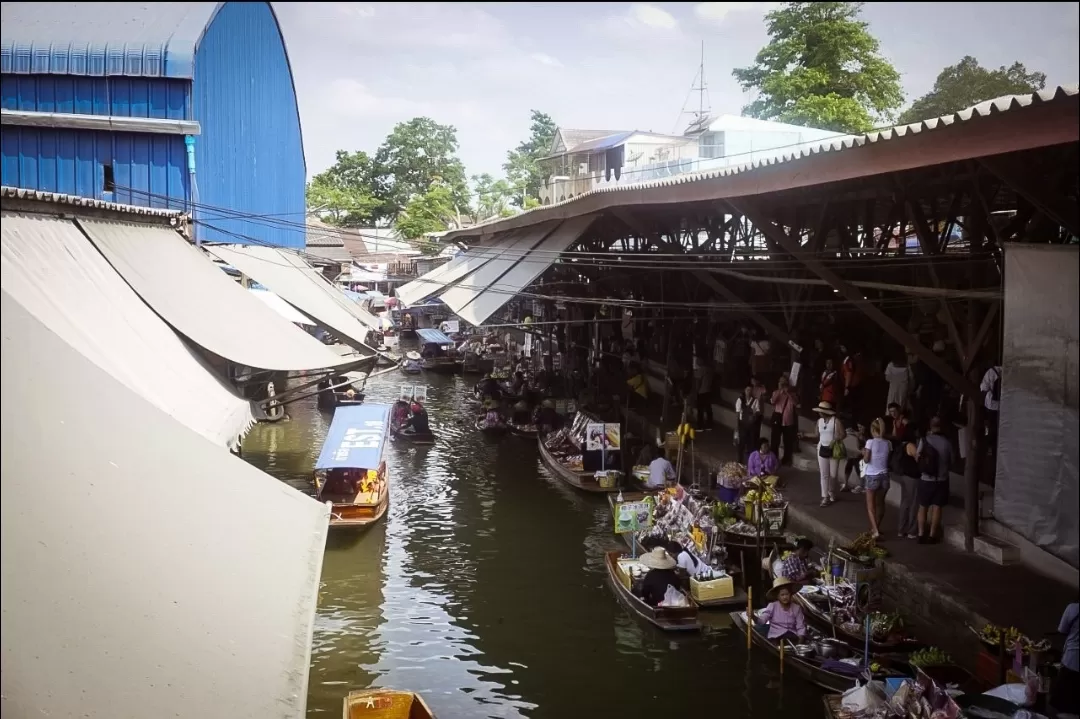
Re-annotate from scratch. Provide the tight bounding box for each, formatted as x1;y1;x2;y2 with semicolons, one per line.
799;401;845;507
758;576;807;641
635;547;681;608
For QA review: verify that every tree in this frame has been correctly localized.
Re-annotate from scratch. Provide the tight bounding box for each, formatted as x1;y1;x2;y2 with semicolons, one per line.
732;2;903;133
305;150;380;227
472;173;516;220
899;56;1046;124
374;117;469;220
394;180;459;253
503;110;557;208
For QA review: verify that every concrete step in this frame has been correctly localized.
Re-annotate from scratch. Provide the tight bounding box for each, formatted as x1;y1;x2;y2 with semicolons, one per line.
944;527;1021;565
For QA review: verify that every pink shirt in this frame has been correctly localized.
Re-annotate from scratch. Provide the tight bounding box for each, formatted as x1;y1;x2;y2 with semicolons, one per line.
759;600;807;639
771;388;798;426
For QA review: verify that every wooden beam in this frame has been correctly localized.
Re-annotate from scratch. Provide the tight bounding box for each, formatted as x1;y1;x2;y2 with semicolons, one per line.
907;198;965;364
979;155;1080;237
734;201;980;397
963;301;1000;373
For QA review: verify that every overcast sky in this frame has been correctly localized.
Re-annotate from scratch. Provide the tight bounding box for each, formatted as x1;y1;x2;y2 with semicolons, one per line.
274;2;1080;181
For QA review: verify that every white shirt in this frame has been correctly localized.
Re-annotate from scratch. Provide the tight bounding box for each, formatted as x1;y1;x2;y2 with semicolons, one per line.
884;362;910;407
647;457;675;488
980;366;1002;411
676;550;699;574
817;416;839;447
865;437;891;476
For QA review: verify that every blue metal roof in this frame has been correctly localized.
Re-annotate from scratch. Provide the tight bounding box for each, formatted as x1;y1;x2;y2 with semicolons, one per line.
315;404;390;471
415;328;453;345
0;2;222;78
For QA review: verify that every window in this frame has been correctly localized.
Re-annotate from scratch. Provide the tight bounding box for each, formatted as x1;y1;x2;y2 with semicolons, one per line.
103;163;116;193
699;132;724;159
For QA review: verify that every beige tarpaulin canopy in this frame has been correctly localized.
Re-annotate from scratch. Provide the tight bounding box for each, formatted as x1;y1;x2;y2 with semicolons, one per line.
1;289;329;718
77;218;351;371
0;212;255;448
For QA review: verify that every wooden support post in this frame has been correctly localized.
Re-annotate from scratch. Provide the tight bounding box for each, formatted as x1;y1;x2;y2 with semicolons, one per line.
734;202;980;398
965;397;985;551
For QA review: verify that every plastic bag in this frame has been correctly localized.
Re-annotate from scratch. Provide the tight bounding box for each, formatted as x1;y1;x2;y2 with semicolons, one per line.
842;680;887;712
660;585;687;607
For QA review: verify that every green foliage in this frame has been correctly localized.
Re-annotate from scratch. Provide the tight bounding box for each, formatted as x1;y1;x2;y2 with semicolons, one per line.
732;2;903;133
472;173;516;220
305;150;380;227
503;110;558;207
899;56;1046;124
374;117;469;219
394;181;459;248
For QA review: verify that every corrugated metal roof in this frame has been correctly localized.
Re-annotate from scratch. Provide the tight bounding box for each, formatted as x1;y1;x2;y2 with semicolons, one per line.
1;185;184;218
449;85;1079;242
0;2;222;78
554;128;627;154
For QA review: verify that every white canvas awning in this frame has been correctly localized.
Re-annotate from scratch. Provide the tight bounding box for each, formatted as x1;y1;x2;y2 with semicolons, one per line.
449;215;597;326
249;287;316;326
394;232;524;308
0;212;255;449
1;289;329;718
206;245;380;354
76;218;350;371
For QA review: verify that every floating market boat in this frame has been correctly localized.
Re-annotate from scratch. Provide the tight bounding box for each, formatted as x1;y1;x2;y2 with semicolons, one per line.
765;547;921;653
401;351;423;375
415;328;459;374
538;435;618;493
475;416;508;435
605;551;700;632
343;689;435;719
508;422;539;439
391;426;436;445
317;371;367;410
729;611;907;692
313;404;391;530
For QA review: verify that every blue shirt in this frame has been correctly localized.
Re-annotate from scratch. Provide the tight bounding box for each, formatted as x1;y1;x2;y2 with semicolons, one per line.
1061;602;1079;672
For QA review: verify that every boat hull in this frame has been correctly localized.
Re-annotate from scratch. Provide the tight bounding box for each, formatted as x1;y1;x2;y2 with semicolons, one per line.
344;689;435;719
328;482;389;530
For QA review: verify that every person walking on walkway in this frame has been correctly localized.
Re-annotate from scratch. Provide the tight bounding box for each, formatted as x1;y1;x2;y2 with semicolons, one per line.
819;358;841;406
770;375;800;466
916;416;953;544
862;419;892;539
800;401;843;507
695;362;715;430
735;385;761;463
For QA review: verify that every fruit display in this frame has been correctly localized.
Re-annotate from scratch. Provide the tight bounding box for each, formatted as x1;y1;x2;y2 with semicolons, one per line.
978;623;1050;654
717;461;748;490
845;532;889;560
909;646;953;668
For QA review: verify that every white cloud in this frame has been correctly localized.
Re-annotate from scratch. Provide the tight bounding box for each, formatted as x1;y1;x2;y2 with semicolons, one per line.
530;52;563;68
694;2;778;25
324;79;431;118
626;3;678;30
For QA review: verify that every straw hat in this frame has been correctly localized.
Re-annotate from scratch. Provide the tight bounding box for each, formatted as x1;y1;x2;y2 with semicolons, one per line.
812;401;836;415
541;398;555;409
766;576;802;601
406;351;422;361
639;547;676;570
483;399;497;410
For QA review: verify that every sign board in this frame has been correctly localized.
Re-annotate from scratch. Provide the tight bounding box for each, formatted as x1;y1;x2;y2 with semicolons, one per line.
399;385;428;402
789;361;802;387
613;497;655;534
585;423;621;451
762;507;786;534
440;320;460;334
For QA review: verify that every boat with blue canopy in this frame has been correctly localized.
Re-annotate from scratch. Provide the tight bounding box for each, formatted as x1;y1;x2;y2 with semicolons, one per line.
314;404;391;529
415;328;458;373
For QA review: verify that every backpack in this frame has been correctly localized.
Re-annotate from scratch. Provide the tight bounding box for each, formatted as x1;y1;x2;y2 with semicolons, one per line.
918;439;940;477
990;368;1002;403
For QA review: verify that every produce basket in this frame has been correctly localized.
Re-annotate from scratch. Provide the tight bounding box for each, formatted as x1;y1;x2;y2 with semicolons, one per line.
690;575;735;602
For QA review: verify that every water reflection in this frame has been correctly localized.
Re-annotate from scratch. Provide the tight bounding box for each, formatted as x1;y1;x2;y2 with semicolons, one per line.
240;372;824;718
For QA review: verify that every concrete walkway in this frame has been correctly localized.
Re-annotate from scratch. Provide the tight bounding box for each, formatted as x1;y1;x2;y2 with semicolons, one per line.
621;395;1074;669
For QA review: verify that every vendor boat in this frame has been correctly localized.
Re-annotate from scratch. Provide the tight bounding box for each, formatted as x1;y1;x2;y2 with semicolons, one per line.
508;422;539;439
729;611;907;692
313;404;391;530
391;426;436;445
475;416;508;435
317;372;367;410
604;551;700;632
344;688;435;719
765;547;922;653
538;436;619;494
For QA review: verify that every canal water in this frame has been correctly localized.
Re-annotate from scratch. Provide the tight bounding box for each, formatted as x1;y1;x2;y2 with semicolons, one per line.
241;372;825;718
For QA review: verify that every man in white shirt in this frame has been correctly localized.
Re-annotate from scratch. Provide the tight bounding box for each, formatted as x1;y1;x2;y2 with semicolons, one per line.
979;365;1002;452
647;448;676;489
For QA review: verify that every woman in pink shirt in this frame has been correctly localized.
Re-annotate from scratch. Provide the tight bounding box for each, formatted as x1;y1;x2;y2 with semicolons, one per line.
758;577;807;641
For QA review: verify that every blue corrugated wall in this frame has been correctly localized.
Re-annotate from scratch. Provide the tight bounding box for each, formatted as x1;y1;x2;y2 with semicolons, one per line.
0;74;190;207
192;2;306;249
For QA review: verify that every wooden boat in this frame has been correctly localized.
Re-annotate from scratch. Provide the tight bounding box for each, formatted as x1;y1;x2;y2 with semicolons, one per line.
766;547;922;653
400;364;422;375
318;372;367;410
343;688;435;719
475;417;508;435
729;611;907;692
508;422;539;439
416;329;458;374
314;404;391;530
538;436;619;494
391;426;436;445
605;551;700;632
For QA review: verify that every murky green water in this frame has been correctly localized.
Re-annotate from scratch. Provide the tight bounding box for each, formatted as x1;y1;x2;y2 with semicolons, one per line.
241;372;824;718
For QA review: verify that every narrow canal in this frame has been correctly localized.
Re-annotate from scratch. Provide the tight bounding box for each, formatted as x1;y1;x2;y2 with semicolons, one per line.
241;372;825;718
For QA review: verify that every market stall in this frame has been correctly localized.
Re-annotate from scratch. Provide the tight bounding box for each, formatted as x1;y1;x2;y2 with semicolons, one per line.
538;412;622;493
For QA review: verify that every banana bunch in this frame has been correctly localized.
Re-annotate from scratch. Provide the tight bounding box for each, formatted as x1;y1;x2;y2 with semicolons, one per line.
981;623;1025;648
677;422;696;445
745;486;776;505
